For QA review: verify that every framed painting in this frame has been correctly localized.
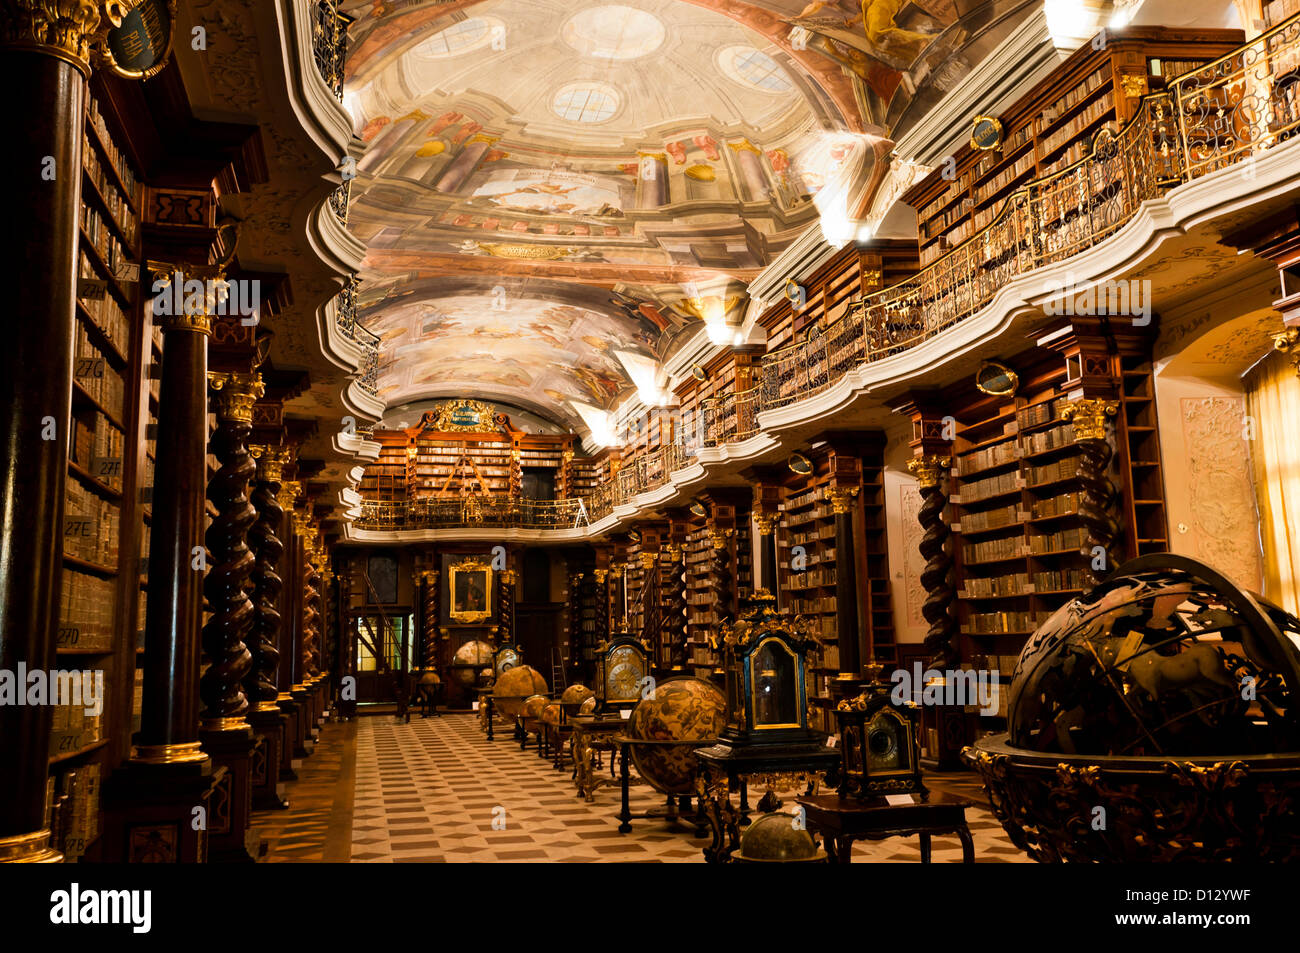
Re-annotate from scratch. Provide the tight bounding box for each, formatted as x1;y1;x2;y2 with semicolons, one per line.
448;557;494;624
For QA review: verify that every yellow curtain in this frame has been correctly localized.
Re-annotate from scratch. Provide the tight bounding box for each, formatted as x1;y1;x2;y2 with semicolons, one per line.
1245;348;1300;615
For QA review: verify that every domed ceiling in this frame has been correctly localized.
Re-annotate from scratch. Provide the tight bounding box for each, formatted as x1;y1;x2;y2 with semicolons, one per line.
341;0;1039;436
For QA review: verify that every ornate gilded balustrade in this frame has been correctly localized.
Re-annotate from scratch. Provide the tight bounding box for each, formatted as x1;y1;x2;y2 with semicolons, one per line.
334;275;380;396
357;497;591;531
700;386;761;447
760;15;1300;410
312;1;350;102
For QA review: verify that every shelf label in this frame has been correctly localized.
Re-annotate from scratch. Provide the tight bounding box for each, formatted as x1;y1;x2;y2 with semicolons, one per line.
56;626;81;647
93;456;123;481
64;516;94;537
78;277;107;300
75;357;105;379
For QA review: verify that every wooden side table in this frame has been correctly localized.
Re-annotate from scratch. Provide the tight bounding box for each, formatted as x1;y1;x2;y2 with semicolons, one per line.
795;791;976;863
570;716;624;801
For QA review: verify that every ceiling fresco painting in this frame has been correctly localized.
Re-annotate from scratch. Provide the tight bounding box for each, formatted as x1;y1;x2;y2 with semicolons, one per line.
339;0;1040;440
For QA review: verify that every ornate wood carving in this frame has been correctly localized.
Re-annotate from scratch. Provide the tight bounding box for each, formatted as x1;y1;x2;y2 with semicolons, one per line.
665;545;687;670
907;455;958;670
200;372;262;727
245;445;289;709
1062;398;1122;584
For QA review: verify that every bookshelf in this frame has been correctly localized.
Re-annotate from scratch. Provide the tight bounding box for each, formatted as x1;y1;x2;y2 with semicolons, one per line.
51;86;153;862
904;28;1244;268
683;520;715;679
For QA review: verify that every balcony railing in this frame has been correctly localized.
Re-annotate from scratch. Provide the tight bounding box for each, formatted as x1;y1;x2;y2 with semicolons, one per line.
334;275;380;396
312;1;349;102
760;14;1300;410
351;19;1300;535
357;497;591;531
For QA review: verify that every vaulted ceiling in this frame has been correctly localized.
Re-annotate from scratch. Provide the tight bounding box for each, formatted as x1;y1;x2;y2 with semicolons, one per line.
341;0;1039;436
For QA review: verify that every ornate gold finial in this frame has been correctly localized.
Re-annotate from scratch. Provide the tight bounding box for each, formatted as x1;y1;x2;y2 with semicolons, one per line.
208;372;265;424
1275;327;1300;378
824;485;860;514
1061;398;1120;442
907;455;951;489
249;445;290;482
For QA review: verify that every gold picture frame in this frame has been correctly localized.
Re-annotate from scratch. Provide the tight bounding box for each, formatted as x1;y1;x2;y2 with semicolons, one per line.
448;557;494;624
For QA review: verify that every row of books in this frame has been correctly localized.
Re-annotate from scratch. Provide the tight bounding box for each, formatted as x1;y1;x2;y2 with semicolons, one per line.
1026;456;1080;485
1032;568;1088;591
966;610;1053;634
1044;65;1112;125
963;535;1027;564
784;486;823;510
57;568;118;652
87;94;139;197
787;595;837;615
973;148;1036;207
787;567;836;588
82;130;138;246
1041;90;1115;158
783;503;834;523
50;700;105;755
1029;491;1079;519
1022;425;1075;455
961;572;1030;598
958;504;1024;533
45;762;101;863
74;321;126;421
77;252;131;356
785;527;835;547
956;438;1018;476
1030;525;1087;553
80;201;135;283
71;412;125;491
64;480;120;567
1017;397;1069;430
956;469;1022;503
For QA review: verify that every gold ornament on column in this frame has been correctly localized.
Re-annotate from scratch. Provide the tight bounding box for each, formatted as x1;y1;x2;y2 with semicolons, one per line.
906;455;951;489
208;372;265;424
824;485;860;514
1061;398;1119;441
0;0;102;74
1274;327;1299;378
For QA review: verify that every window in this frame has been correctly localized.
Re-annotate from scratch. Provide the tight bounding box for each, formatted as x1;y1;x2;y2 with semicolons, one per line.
412;18;498;59
719;46;794;93
552;83;620;123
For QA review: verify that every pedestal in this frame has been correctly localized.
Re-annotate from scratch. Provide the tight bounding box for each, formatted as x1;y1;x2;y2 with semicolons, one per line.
100;759;222;863
199;725;263;863
249;706;289;810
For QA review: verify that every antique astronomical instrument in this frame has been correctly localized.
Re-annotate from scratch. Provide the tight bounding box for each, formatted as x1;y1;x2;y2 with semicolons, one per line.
448;640;495;688
494;645;521;676
966;554;1300;862
625;676;727;796
560;684;594;719
492;664;549;720
734;812;823;864
834;683;924;798
595;630;652;713
713;590;824;748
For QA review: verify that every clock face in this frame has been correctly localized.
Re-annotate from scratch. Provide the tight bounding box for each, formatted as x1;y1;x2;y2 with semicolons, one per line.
866;716;901;771
607;648;644;700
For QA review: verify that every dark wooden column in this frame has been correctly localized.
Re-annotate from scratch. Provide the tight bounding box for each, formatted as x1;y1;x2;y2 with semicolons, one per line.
198;371;262;862
828;485;862;680
275;479;305;773
0;6;98;862
751;482;781;605
246;445;290;809
664;509;691;672
1061;399;1122;585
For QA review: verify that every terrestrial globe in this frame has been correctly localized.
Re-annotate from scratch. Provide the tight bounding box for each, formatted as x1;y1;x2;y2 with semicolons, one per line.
735;812;822;863
626;676;726;795
493;665;549;719
449;640;495;687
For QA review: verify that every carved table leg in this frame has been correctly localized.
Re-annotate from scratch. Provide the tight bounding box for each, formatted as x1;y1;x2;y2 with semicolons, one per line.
618;742;632;833
920;832;932;863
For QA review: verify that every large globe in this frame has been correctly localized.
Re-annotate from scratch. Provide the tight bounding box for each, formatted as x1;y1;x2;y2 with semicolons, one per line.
627;676;726;795
522;694;548;721
449;640;495;687
736;812;822;863
1008;554;1300;756
493;665;549;718
560;684;594;716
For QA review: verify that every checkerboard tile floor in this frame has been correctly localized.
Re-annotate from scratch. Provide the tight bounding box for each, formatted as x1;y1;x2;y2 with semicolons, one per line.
332;714;1029;863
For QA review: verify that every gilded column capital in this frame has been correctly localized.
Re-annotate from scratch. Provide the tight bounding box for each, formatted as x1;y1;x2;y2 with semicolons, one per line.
709;528;732;549
249;444;290;482
638;552;657;570
208;372;265;424
609;562;626;579
277;479;301;509
823;485;860;514
0;0;102;75
1061;398;1119;442
756;514;777;536
907;455;952;489
593;568;608;584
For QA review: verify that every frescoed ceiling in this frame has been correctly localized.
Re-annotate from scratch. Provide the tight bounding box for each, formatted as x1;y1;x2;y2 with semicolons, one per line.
340;0;1040;438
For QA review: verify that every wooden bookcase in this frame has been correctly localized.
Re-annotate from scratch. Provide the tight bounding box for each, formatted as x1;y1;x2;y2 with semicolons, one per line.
52;85;153;863
684;521;716;678
904;28;1244;268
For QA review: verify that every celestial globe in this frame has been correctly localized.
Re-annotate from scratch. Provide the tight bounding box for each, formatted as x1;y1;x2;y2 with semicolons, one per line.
626;676;725;795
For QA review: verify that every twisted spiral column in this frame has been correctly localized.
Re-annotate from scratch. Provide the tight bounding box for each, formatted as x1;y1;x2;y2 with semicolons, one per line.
421;570;439;670
665;545;688;670
199;372;262;728
301;542;321;680
908;455;958;670
710;529;735;627
245;445;288;709
1062;399;1122;586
